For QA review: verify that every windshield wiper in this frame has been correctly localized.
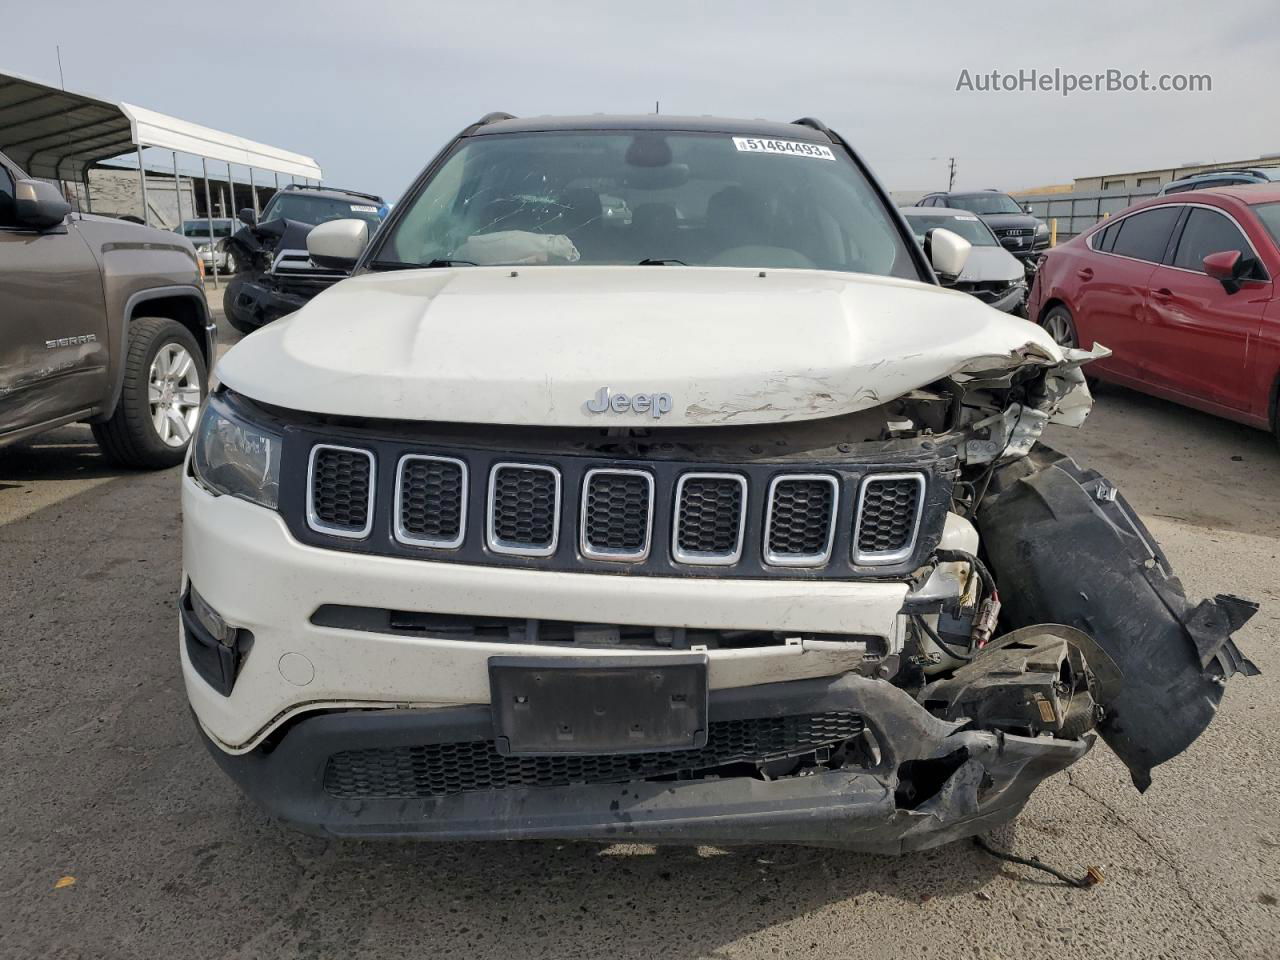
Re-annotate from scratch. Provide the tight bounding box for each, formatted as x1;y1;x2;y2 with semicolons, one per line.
366;258;478;271
366;259;425;271
638;258;687;266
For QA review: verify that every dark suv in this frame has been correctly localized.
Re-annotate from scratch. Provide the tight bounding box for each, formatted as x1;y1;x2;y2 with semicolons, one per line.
223;183;387;333
0;150;214;467
918;190;1048;272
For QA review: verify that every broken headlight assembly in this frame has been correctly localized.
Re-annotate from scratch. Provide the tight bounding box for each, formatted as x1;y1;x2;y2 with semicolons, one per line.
191;391;282;509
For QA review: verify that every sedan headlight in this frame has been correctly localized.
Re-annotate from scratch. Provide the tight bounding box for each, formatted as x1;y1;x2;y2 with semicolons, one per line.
191;392;282;508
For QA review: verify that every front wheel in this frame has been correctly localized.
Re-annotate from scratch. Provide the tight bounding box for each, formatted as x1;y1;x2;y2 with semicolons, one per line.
92;317;208;469
1039;304;1078;349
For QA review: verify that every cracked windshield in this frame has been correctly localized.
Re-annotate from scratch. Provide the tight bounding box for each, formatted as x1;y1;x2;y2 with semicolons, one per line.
381;131;915;277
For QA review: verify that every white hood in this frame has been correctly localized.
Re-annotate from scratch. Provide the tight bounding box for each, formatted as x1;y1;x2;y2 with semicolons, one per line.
217;265;1063;427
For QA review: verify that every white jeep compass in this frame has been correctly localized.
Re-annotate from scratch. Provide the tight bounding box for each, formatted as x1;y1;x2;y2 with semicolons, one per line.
181;113;1257;851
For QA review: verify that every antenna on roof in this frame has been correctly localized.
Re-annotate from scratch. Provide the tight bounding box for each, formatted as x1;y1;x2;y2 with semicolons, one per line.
655;100;660;115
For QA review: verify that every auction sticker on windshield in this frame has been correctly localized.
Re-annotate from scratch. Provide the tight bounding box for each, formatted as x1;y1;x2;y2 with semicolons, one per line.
350;204;379;213
732;137;835;160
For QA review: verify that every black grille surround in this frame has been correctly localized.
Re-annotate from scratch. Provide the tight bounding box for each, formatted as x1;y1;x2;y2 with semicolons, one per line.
324;711;865;800
281;427;955;580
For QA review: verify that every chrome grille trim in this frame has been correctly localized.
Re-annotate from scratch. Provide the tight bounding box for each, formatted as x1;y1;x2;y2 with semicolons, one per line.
393;454;468;550
671;472;748;566
579;468;655;562
762;473;839;567
852;471;926;565
486;462;562;557
306;443;376;540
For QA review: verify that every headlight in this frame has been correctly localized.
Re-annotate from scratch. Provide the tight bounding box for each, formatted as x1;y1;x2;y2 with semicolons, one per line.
1035;222;1049;236
196;243;211;253
191;392;282;508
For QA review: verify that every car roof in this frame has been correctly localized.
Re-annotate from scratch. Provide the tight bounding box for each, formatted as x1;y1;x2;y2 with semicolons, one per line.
901;206;985;217
275;185;385;204
469;114;831;143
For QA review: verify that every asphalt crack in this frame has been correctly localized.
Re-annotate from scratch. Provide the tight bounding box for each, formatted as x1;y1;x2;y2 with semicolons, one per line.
1065;770;1247;960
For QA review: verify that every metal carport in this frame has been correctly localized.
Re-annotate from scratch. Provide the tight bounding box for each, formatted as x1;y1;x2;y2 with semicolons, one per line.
0;69;322;284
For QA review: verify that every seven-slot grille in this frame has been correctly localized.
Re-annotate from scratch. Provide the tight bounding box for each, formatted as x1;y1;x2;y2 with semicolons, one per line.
581;469;654;561
306;445;375;538
673;473;748;565
395;455;467;549
764;475;838;566
486;463;561;556
854;473;925;564
304;442;929;571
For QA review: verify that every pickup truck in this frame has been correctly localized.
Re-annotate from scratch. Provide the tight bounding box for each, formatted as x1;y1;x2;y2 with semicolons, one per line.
181;114;1257;852
0;150;214;467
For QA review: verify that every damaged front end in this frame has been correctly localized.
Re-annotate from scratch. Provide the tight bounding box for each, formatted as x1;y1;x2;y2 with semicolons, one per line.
222;218;347;332
197;314;1260;852
840;340;1261;848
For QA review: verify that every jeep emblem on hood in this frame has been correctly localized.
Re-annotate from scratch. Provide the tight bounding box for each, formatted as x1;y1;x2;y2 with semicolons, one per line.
585;387;673;419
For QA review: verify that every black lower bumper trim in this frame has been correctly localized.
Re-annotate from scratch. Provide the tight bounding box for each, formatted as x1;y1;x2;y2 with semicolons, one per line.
200;674;1089;852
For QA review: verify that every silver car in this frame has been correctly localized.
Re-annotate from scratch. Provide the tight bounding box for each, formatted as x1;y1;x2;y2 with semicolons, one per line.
901;206;1027;313
175;218;236;273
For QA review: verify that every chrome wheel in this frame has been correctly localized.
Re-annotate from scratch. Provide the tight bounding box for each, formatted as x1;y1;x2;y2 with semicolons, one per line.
1043;311;1074;348
147;343;202;446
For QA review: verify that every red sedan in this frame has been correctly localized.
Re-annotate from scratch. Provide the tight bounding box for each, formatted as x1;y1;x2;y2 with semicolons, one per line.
1028;184;1280;440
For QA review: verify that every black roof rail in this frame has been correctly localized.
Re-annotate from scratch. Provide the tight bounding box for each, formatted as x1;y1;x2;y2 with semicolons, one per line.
791;117;836;142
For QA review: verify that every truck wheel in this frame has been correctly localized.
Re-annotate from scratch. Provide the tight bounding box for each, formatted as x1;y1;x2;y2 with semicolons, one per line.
1039;304;1078;349
91;317;208;469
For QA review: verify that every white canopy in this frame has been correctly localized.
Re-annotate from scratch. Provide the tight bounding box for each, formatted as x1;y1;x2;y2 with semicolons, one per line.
0;69;321;181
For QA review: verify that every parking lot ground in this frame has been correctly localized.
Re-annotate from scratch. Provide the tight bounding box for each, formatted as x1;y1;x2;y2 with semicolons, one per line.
1;312;1278;960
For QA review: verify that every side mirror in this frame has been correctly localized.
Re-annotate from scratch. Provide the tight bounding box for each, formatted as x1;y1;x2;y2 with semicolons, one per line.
1202;249;1252;294
238;207;257;226
14;179;71;229
1023;203;1034;215
925;227;972;280
307;218;369;271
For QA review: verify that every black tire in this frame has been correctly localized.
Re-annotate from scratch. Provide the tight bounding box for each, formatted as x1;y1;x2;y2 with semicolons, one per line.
91;317;208;469
222;280;259;335
1038;303;1078;350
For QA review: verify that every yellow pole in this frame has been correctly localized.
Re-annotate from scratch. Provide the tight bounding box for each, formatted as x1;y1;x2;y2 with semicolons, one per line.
1050;218;1058;247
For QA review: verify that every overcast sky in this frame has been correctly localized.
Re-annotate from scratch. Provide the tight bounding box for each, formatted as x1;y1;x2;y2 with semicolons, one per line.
9;0;1279;199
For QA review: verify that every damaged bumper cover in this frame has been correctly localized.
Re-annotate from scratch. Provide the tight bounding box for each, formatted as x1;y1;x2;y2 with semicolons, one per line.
198;672;1089;853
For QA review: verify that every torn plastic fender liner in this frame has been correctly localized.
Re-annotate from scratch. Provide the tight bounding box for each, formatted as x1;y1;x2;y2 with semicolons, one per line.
976;451;1258;791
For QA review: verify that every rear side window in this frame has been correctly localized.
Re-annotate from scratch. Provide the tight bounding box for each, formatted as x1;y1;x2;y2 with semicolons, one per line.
1109;207;1181;262
0;164;15;227
1092;220;1119;252
1172;208;1263;277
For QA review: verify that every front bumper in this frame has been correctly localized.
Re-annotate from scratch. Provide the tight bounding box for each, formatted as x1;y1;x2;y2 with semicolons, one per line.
181;476;908;752
198;673;1090;853
224;272;330;329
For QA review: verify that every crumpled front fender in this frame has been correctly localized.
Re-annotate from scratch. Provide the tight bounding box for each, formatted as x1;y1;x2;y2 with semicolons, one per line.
976;450;1258;790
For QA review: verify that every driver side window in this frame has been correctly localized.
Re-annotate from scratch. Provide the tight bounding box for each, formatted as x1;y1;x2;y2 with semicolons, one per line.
1172;208;1264;278
0;164;16;228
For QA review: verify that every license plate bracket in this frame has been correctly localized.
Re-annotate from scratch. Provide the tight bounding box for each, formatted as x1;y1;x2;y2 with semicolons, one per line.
489;655;709;756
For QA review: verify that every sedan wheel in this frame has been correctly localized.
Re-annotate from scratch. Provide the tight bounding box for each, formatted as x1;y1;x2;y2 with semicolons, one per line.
1041;306;1077;349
